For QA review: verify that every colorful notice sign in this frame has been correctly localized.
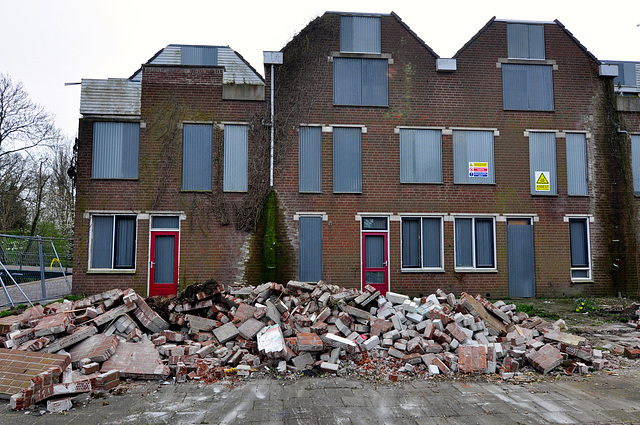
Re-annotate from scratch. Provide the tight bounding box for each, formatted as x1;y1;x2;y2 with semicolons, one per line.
468;162;488;178
535;171;550;191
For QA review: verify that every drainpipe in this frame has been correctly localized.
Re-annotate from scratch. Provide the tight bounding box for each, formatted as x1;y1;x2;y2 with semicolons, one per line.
263;52;284;188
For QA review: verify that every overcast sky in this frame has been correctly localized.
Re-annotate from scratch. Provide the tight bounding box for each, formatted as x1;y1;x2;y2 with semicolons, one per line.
1;0;638;142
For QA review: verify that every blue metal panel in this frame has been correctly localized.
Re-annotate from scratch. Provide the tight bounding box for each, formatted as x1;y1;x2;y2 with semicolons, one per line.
181;46;218;65
422;218;441;268
340;16;380;53
224;124;248;192
566;133;588;195
114;216;135;268
299;216;322;282
529;132;557;195
92;122;139;179
334;58;362;105
362;59;388;106
400;129;442;183
333;127;361;193
508;222;535;297
299;127;322;192
152;216;180;229
623;62;637;86
632;135;640;195
402;219;420;267
569;219;589;267
475;218;494;268
154;235;175;284
91;216;114;268
502;64;553;111
528;25;545;60
507;24;544;59
455;218;473;267
453;130;494;184
182;124;213;191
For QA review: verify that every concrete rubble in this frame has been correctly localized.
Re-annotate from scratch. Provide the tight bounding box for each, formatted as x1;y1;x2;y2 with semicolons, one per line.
0;281;637;411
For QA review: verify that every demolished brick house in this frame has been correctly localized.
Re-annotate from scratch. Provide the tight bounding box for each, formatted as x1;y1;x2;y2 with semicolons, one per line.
74;13;640;298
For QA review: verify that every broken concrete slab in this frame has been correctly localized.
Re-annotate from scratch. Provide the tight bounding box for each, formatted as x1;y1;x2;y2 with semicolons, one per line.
69;334;119;366
101;338;170;380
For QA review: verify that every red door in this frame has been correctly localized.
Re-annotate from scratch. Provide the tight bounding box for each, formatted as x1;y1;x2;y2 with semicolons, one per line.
149;231;179;297
362;232;389;295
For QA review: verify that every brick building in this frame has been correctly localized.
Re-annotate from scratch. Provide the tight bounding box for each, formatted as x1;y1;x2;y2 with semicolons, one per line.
74;45;267;296
269;12;639;298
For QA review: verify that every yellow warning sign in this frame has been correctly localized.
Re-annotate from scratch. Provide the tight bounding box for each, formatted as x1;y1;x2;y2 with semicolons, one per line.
535;171;550;191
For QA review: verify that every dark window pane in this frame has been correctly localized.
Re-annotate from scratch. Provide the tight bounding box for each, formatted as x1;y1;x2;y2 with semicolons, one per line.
475;219;495;268
91;216;113;268
154;235;175;284
422;218;441;268
402;219;420;268
569;219;589;267
365;271;385;284
114;216;136;268
152;216;179;229
455;218;473;267
365;235;385;268
362;217;387;230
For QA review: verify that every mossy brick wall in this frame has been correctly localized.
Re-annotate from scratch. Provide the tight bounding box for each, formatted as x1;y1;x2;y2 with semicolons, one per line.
74;66;266;296
272;13;637;297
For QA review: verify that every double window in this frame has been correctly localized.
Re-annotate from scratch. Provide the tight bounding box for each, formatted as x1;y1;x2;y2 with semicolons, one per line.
454;217;496;269
399;129;442;183
90;215;136;270
401;217;443;270
569;218;591;280
92;122;139;179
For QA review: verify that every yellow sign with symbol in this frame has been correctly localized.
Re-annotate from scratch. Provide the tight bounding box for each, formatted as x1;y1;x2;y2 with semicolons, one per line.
535;171;550;191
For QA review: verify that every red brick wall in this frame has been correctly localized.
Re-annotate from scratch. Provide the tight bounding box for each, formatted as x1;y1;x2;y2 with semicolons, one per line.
74;65;267;296
272;13;637;297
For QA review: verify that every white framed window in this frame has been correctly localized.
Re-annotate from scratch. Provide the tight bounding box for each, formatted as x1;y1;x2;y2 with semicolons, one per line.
454;216;496;270
90;214;137;270
569;217;591;281
401;216;444;271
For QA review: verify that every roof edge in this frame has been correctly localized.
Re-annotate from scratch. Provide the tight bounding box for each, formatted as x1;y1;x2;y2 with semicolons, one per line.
453;16;496;59
553;19;601;65
390;11;439;59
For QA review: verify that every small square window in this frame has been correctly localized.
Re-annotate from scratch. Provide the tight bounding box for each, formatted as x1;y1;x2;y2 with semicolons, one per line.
334;58;388;106
502;64;554;111
400;129;442;183
453;130;495;184
92;122;139;179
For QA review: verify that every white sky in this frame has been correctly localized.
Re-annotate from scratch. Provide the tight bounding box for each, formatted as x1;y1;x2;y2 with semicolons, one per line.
1;0;638;142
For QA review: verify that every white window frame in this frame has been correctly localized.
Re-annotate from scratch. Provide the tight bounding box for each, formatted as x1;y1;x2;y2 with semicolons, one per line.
568;216;592;282
400;215;445;272
453;215;498;272
88;214;138;273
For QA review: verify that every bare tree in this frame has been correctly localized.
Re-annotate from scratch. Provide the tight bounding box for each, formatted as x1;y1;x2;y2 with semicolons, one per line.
0;73;60;157
0;153;30;233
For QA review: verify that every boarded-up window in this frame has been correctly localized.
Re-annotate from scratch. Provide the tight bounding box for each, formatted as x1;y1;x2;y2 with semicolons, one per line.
91;215;136;269
92;122;139;179
333;127;362;193
401;217;442;269
502;64;554;111
455;217;495;269
223;124;248;192
182;124;212;191
453;130;495;184
299;126;322;192
299;216;323;282
529;132;557;195
334;58;388;106
181;46;218;65
400;129;442;183
566;133;588;196
632;135;640;195
569;218;590;280
507;24;545;59
340;16;381;53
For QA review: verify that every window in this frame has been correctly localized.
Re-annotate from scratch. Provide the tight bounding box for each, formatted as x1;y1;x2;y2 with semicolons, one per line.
400;129;442;183
502;64;554;111
334;58;388;106
455;217;495;269
299;216;323;282
182;124;212;191
340;16;381;53
90;215;136;270
529;132;557;195
333;127;362;193
92;122;139;179
151;216;180;229
632;135;640;195
223;124;248;192
566;133;588;196
569;218;591;280
401;217;443;270
453;130;495;184
299;126;322;193
181;46;218;65
507;24;545;59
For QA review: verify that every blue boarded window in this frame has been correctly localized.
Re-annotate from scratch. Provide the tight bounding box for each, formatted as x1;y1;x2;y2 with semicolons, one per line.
453;130;495;184
631;135;640;196
569;218;591;280
400;129;442;183
181;46;218;65
299;126;322;193
182;124;213;191
507;24;545;59
502;64;554;111
223;124;248;192
299;216;323;282
455;217;495;269
401;217;443;270
566;133;588;196
334;58;388;106
333;127;362;193
92;122;139;179
340;16;381;53
529;132;557;195
91;215;136;270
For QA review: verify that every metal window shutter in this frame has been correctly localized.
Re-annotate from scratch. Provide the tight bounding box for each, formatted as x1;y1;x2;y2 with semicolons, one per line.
529;132;557;195
299;127;322;192
299;216;323;282
566;133;588;195
223;124;248;192
182;124;213;191
333;127;362;193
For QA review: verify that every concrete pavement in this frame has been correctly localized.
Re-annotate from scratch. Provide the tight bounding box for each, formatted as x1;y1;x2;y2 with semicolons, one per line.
2;372;640;424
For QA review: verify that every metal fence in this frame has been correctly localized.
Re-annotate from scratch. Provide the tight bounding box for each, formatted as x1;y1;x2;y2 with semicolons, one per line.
0;234;72;307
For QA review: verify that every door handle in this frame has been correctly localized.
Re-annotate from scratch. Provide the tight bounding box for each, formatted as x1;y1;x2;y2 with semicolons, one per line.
150;261;154;269
383;261;388;267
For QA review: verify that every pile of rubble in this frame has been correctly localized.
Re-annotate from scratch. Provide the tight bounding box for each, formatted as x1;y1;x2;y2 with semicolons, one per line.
0;280;636;412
